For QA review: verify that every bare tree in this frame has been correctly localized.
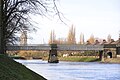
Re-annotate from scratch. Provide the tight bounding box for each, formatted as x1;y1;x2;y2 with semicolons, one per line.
49;30;56;44
79;33;84;44
88;34;95;44
0;0;63;54
107;34;111;43
67;25;76;44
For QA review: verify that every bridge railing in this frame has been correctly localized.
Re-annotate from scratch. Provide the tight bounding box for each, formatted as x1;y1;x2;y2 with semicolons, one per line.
57;44;104;51
6;44;51;51
104;44;117;48
7;44;119;51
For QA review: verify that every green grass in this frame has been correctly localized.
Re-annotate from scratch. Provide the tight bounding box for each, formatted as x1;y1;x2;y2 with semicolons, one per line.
10;56;26;59
59;57;100;62
0;54;46;80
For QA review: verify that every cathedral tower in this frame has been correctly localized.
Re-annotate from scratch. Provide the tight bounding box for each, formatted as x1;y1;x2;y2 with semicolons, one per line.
20;31;27;45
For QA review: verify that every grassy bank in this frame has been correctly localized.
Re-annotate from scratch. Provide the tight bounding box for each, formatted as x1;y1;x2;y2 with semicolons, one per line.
42;56;100;62
59;57;100;62
0;54;46;80
10;55;26;59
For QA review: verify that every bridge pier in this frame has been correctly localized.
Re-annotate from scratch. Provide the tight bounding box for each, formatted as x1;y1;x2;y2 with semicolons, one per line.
99;50;104;61
48;44;59;63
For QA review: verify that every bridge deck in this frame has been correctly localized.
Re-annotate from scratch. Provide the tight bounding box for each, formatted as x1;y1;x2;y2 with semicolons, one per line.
57;45;104;51
7;44;104;51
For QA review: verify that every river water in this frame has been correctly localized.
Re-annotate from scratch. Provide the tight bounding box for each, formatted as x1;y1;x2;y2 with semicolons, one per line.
15;60;120;80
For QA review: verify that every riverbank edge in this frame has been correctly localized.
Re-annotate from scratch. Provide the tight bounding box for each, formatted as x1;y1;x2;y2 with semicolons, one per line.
11;56;120;64
43;57;120;64
59;57;100;62
42;56;101;62
101;58;120;64
0;54;47;80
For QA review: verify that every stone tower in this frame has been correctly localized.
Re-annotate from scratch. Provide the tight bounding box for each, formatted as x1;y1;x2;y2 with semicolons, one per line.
20;31;27;45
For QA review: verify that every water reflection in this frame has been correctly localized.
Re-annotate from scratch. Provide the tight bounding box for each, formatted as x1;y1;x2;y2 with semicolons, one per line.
15;60;120;80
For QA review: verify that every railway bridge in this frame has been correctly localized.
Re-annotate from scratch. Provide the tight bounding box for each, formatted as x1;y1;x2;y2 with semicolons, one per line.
7;44;120;63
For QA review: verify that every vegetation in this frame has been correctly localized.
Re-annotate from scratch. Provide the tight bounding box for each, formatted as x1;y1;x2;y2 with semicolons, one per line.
67;25;76;44
87;34;95;44
48;25;76;44
49;30;56;44
10;56;25;59
59;57;100;62
0;54;46;80
7;50;49;59
0;0;62;54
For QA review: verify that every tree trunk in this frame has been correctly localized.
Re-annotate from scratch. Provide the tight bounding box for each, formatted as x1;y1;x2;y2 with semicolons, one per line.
0;0;5;54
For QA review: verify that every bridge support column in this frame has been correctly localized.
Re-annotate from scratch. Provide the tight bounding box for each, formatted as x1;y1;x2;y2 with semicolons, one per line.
48;44;59;63
99;50;104;61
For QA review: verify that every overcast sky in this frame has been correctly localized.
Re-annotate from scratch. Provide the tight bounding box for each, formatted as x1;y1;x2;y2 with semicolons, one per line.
27;0;120;44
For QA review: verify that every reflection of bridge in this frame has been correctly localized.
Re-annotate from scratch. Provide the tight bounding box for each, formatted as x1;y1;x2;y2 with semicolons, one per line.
7;44;120;63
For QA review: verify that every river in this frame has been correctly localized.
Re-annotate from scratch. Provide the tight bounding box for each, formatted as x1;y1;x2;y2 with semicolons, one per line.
15;59;120;80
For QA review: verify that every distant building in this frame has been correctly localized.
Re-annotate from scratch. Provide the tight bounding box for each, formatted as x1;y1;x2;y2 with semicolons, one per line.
101;39;107;44
107;39;115;44
20;31;27;45
86;40;91;45
110;38;120;44
110;31;120;44
93;40;100;45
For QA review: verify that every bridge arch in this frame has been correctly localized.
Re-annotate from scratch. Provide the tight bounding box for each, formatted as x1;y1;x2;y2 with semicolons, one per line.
107;51;112;58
